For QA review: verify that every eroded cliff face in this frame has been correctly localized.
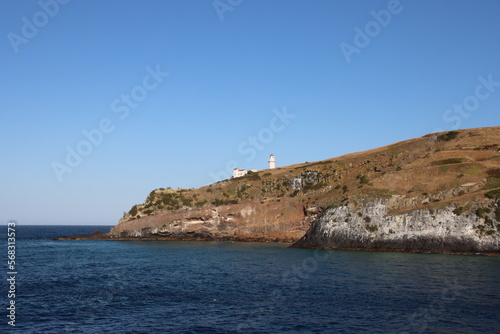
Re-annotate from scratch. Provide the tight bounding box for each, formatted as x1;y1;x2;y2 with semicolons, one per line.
110;199;317;242
293;197;500;253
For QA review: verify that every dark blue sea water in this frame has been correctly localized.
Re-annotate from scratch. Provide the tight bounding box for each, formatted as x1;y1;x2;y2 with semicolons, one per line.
1;225;499;333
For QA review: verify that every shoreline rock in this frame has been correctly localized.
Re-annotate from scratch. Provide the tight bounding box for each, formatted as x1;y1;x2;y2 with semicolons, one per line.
291;197;500;254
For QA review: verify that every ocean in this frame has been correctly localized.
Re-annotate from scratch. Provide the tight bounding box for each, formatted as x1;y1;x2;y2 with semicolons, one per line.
1;225;499;333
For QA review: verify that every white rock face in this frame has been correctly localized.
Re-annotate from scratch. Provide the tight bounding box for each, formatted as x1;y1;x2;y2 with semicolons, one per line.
295;197;500;253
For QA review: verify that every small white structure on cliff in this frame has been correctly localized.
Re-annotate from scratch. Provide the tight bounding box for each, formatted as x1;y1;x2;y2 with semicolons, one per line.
233;168;248;178
232;155;276;178
268;154;276;169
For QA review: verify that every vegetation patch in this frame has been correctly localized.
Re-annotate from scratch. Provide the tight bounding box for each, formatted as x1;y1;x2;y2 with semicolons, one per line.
366;224;378;232
246;171;261;180
476;208;490;217
195;200;208;208
439;165;452;172
356;174;370;185
483;177;500;190
485;189;500;200
211;198;238;206
334;160;345;167
128;205;138;216
462;164;481;175
161;193;180;209
453;207;464;216
237;184;251;198
308;160;334;168
181;197;193;207
374;188;392;199
391;148;402;156
485;216;495;228
304;183;323;191
487;169;500;178
431;158;468;166
437;131;459;142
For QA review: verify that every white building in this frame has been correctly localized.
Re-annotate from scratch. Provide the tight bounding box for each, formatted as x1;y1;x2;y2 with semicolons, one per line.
268;154;276;169
232;155;275;178
233;168;248;178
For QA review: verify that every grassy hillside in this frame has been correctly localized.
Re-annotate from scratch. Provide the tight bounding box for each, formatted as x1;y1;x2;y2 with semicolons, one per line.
120;127;500;225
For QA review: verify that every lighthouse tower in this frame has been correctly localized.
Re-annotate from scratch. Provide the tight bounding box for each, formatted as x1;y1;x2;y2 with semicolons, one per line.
268;154;276;169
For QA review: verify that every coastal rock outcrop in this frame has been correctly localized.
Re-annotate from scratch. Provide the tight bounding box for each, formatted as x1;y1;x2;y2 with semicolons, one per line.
110;199;312;242
293;197;500;253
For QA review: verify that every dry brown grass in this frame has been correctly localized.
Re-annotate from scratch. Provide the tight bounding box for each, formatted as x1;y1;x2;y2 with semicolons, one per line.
124;126;500;221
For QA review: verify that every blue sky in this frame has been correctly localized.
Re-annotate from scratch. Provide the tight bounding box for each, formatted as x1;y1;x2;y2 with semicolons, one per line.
1;0;499;225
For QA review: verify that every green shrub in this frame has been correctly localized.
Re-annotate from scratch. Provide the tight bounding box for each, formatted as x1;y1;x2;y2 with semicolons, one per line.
237;184;251;198
485;189;500;199
245;171;261;181
161;193;180;208
304;182;324;191
463;165;481;175
483;177;500;190
437;131;459;142
485;217;495;228
211;198;238;206
195;200;208;208
146;191;156;203
129;205;138;216
181;197;193;206
439;165;451;172
453;207;464;216
334;160;345;167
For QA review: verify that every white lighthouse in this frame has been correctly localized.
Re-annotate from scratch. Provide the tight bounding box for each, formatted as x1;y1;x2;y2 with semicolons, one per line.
268;154;276;169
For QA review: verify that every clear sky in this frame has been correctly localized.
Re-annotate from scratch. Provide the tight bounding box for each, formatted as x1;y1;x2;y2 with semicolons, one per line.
1;0;499;225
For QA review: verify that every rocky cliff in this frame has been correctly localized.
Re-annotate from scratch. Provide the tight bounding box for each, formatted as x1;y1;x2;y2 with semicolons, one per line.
103;127;500;254
292;197;500;253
